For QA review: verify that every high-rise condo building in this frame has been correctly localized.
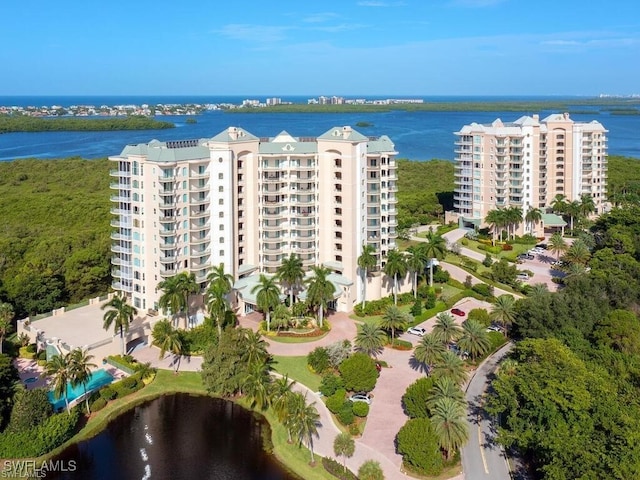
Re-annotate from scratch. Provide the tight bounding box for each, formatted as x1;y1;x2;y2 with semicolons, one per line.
450;113;608;235
109;126;399;320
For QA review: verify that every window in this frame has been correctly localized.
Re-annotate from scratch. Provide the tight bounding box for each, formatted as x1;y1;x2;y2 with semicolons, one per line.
218;173;224;180
219;250;225;256
219;199;224;205
219;212;224;218
219;225;224;231
219;237;224;243
182;167;187;176
219;186;224;192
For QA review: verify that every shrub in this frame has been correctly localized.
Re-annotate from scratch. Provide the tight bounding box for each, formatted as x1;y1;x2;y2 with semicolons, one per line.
396;418;443;476
18;346;36;360
402;377;434;418
472;283;492;298
99;386;117;401
339;353;379;393
461;238;469;246
352;401;370;417
464;275;473;289
502;243;513;251
90;397;107;412
307;346;330;373
468;308;492;327
120;376;138;389
326;340;351;368
320;373;344;397
397;292;414;305
358;460;385;480
434;286;442;294
349;423;360;436
6;389;53;433
482;253;493;267
487;331;508;352
337;402;355;425
391;339;413;351
326;389;347;414
447;278;466;290
322;457;358;480
410;299;422;317
432;268;450;284
424;289;436;309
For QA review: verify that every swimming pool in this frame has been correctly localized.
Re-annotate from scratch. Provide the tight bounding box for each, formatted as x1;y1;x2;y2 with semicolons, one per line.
48;368;114;410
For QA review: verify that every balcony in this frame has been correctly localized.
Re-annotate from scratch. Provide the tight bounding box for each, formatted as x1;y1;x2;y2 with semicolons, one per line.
262;236;282;244
293;163;316;171
190;222;209;233
262;222;282;231
293;209;314;218
190;209;209;218
294;195;315;205
189;170;208;179
292;224;315;231
111;245;132;254
158;175;175;183
191;235;210;245
111;269;133;280
262;209;284;219
190;182;209;193
110;232;132;241
262;175;282;184
111;256;128;266
159;243;176;251
109;169;131;178
295;244;316;253
110;219;132;228
159;255;177;264
159;267;177;278
190;195;210;205
263;257;284;266
263;244;284;253
110;195;131;203
109;182;129;190
111;281;133;293
387;196;398;204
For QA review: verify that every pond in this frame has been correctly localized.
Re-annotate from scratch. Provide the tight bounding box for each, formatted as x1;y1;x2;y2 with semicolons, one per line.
48;394;299;480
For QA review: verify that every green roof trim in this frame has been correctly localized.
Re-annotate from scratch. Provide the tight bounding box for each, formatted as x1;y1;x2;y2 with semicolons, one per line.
541;213;567;227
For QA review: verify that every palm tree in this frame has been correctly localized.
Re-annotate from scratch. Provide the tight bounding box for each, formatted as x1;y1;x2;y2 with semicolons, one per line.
430;397;469;460
357;244;378;308
243;361;272;410
432;350;467;386
413;333;446;373
270;374;296;435
505;206;523;239
271;303;291;333
485;208;507;243
0;302;14;355
134;361;157;381
383;249;407;304
426;376;466;413
579;193;595;218
333;432;355;472
549;232;568;260
251;274;281;332
525;207;543;235
152;319;183;372
101;294;137;355
277;254;304;306
293;394;321;465
528;283;549;301
432;313;462;345
207;282;231;337
490;295;516;332
406;246;427;298
458;320;491;360
565;200;581;231
284;390;305;445
355;323;387;358
243;329;270;367
158;272;198;329
551;194;567;216
564;239;591;265
69;348;96;414
43;353;71;414
421;233;447;286
207;263;234;293
379;305;409;346
305;266;335;328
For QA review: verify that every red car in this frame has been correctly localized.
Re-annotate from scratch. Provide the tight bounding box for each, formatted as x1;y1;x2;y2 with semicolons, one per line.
451;308;465;317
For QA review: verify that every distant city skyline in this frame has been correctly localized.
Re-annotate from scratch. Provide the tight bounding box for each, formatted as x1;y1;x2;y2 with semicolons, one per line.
2;0;639;96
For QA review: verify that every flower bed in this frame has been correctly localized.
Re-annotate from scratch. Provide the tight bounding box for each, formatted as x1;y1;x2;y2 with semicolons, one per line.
276;328;324;338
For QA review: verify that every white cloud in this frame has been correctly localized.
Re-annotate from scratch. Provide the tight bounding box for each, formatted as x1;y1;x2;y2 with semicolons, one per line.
213;24;291;43
303;12;339;23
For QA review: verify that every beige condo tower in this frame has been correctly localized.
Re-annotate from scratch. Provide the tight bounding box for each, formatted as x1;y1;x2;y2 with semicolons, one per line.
450;113;608;236
109;126;401;321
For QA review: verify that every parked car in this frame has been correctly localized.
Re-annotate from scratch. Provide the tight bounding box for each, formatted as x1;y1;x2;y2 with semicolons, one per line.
517;253;535;260
516;273;530;281
449;343;470;359
407;326;427;337
349;393;372;405
536;243;548;250
451;308;465;317
486;325;503;333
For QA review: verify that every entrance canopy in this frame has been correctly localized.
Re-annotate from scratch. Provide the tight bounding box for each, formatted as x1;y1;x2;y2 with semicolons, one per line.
541;213;567;227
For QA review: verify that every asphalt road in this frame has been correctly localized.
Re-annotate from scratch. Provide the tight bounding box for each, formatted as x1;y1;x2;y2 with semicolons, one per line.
461;342;514;480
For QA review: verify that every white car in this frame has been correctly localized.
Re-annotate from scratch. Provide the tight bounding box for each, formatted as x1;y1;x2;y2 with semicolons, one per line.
516;273;530;281
407;326;427;337
349;393;372;405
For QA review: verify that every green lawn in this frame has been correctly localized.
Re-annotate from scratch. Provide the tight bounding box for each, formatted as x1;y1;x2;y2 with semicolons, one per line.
272;356;322;392
350;303;413;327
460;238;536;260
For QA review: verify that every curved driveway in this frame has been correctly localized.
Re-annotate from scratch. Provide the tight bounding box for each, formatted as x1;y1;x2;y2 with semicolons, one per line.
461;343;513;480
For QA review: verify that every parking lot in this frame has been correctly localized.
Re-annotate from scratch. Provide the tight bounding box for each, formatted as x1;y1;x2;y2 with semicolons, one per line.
515;245;566;291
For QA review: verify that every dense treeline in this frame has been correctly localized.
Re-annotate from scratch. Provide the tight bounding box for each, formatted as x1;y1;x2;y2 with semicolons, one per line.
0;158;112;318
488;205;640;479
0;115;174;133
606;155;640;205
396;159;454;228
224;98;640;114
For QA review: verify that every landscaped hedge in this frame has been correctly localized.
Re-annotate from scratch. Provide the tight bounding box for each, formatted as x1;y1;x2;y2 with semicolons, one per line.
352;401;370;417
0;408;80;458
322;457;358;480
391;339;413;351
277;328;324;338
90;397;107;412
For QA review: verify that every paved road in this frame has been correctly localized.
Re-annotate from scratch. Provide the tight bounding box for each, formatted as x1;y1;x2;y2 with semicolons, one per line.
461;343;513;480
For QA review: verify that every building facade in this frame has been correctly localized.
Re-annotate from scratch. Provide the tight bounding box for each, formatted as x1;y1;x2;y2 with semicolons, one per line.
109;126;400;317
451;113;608;235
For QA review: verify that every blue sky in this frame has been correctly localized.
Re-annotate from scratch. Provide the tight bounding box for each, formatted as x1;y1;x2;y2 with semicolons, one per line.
1;0;639;96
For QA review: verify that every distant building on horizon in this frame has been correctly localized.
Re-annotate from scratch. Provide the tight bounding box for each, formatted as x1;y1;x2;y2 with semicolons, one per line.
109;126;402;321
447;113;608;236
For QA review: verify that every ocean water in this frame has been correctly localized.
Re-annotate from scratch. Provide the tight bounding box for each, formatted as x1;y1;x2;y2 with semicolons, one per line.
0;96;638;161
